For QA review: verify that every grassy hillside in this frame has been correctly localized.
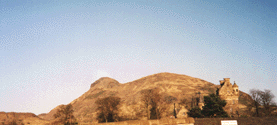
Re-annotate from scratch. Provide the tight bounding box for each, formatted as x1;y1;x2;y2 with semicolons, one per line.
40;72;252;122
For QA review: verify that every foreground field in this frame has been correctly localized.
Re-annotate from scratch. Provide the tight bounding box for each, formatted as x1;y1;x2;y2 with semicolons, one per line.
75;117;277;125
194;117;277;125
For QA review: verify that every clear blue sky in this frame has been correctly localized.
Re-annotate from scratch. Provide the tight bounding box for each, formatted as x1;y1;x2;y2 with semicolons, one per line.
1;0;276;115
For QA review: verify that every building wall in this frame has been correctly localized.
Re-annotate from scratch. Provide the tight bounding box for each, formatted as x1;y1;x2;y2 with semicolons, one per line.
218;78;239;116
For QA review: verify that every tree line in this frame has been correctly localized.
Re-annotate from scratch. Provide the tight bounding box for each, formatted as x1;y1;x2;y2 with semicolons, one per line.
93;88;231;122
53;88;276;124
95;88;168;122
187;93;229;118
249;89;276;117
188;88;277;118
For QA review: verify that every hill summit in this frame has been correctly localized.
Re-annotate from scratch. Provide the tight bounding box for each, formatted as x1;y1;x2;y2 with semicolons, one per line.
90;77;120;89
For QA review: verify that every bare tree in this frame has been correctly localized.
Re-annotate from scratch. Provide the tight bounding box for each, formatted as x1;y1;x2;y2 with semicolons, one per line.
95;96;121;123
259;89;275;116
54;104;76;125
249;89;262;117
140;89;153;119
140;88;163;119
249;89;276;117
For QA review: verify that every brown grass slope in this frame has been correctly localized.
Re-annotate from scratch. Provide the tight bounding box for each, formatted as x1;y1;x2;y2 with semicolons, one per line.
0;112;49;125
41;72;252;122
38;104;64;121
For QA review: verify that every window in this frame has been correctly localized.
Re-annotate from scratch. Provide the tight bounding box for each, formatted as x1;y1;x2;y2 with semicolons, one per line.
236;89;238;92
183;112;186;116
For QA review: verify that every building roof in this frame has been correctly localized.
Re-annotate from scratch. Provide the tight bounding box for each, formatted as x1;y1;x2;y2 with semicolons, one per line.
233;83;238;87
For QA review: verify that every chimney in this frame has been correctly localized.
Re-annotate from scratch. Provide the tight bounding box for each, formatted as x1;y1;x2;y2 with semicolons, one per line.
224;78;230;85
220;80;224;86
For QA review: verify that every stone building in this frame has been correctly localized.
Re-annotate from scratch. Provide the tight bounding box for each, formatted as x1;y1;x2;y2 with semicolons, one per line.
217;78;239;116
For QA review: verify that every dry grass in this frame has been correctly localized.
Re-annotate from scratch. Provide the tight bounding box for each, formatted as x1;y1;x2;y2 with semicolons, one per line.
22;117;50;125
79;118;194;125
194;117;277;125
40;72;253;123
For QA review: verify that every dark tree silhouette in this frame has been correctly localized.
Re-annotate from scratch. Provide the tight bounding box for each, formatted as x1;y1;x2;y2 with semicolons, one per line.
249;89;262;117
173;103;177;118
95;96;121;123
187;107;203;118
259;89;276;116
140;88;162;119
201;93;228;118
249;89;276;116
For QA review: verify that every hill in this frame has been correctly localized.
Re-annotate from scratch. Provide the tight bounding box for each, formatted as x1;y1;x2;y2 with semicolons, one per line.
0;112;49;124
40;72;252;123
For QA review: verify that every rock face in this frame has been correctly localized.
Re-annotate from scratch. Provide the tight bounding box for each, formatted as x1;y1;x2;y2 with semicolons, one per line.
41;72;252;122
